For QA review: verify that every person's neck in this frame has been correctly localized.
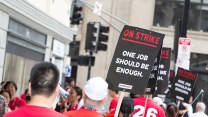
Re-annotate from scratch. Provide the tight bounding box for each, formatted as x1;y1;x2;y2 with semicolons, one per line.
11;94;17;100
84;99;101;109
28;95;53;108
71;100;78;106
112;94;118;98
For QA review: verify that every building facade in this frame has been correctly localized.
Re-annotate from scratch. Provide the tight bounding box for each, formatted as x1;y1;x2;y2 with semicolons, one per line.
76;0;208;108
0;0;74;95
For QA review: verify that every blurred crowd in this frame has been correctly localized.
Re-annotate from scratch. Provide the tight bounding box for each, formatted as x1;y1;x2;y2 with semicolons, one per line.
0;62;207;117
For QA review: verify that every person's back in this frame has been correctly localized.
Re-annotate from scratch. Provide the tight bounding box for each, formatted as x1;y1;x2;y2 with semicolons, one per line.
108;89;119;114
64;108;102;117
132;96;166;117
5;105;66;117
64;77;108;117
4;62;67;117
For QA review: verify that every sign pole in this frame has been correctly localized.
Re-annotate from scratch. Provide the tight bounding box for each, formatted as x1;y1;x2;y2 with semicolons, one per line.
87;50;93;80
142;95;148;117
114;91;125;117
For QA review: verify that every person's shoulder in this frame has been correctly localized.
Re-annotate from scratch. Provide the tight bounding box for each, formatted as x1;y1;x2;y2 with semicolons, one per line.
133;96;145;103
64;109;102;117
52;111;67;117
4;108;23;117
63;110;80;116
190;113;201;117
0;95;5;102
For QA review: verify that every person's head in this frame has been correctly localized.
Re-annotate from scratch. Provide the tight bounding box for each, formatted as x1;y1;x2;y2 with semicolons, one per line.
119;97;134;117
153;97;166;110
24;89;31;103
0;90;11;103
29;62;59;101
166;102;178;117
83;77;108;107
68;86;82;104
130;93;140;99
196;102;206;113
109;89;118;98
4;81;17;96
0;81;6;90
153;97;163;106
68;78;76;87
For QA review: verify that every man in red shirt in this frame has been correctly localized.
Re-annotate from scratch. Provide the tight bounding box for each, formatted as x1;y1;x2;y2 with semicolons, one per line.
64;77;108;117
108;89;119;114
132;95;166;117
4;62;67;117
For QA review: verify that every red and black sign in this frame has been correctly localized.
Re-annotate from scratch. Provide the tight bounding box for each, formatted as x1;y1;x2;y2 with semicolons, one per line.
155;48;171;98
171;67;197;103
106;25;165;94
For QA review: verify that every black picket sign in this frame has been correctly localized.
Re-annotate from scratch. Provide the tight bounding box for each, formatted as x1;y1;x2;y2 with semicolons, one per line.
155;48;171;98
106;25;165;94
171;67;197;103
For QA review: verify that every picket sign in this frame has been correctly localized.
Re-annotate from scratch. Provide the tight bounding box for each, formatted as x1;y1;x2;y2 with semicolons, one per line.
114;92;125;117
105;25;165;117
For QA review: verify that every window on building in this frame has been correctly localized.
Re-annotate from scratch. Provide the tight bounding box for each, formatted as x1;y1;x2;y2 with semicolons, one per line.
153;0;208;32
3;18;47;96
190;53;208;114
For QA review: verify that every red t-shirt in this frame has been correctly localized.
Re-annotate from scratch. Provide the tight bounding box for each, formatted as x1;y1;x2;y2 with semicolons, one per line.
109;97;119;114
67;104;78;111
64;108;102;117
9;97;26;110
4;105;67;117
133;96;166;117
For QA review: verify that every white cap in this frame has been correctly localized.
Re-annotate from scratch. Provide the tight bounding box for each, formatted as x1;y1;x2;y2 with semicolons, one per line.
84;77;108;101
153;97;163;106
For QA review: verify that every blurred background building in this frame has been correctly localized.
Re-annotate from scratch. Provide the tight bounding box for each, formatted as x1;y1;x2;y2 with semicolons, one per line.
0;0;207;110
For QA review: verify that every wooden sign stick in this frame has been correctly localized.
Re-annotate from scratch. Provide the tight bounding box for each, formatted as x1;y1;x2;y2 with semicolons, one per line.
114;91;125;117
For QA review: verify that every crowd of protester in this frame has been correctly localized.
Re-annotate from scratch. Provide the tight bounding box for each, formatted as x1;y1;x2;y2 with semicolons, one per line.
0;62;207;117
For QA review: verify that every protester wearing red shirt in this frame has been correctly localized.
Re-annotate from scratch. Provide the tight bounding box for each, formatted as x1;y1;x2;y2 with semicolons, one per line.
66;86;82;111
109;89;119;114
64;77;108;117
132;95;166;117
4;81;26;110
4;62;67;117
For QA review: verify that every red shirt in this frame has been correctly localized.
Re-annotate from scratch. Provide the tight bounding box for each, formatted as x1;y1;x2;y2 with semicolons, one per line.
67;104;78;111
4;105;67;117
133;96;166;117
109;97;119;114
64;108;102;117
9;97;26;110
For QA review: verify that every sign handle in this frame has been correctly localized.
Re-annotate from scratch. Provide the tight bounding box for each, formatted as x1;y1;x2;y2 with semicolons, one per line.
114;91;125;117
142;95;148;117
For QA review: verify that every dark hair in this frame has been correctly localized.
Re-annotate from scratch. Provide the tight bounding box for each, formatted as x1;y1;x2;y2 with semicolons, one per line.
0;90;11;99
68;78;76;87
120;97;134;117
29;62;59;97
72;86;82;102
166;102;178;117
24;89;29;94
1;81;5;86
112;90;118;94
4;81;18;91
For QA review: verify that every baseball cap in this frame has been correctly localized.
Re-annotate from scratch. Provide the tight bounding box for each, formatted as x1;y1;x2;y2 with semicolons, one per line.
153;97;163;106
84;77;108;101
